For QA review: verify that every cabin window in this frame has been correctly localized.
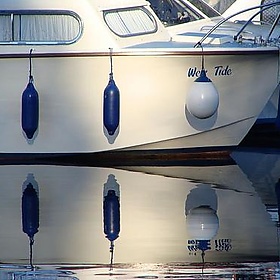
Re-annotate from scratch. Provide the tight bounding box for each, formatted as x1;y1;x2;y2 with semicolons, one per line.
0;15;12;41
104;7;157;37
0;11;81;44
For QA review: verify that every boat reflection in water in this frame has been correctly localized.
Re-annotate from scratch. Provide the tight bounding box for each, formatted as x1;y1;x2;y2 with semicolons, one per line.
0;173;78;279
185;184;219;264
21;173;39;270
103;174;120;270
0;149;279;278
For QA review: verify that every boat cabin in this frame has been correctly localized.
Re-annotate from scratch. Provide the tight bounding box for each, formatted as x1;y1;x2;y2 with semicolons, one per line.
0;0;172;53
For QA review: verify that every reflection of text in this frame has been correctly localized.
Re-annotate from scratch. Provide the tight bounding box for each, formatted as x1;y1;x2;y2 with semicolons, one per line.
215;239;232;251
187;239;232;255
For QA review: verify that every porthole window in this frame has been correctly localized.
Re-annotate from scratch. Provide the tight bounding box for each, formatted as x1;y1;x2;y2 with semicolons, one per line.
104;7;157;37
0;11;82;44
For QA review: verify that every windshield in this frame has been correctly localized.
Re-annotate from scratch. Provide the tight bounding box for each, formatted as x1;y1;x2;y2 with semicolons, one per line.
148;0;206;26
187;0;222;16
200;0;236;14
147;0;236;27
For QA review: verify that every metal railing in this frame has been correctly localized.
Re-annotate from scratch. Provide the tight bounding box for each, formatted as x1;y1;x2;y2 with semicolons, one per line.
194;1;280;47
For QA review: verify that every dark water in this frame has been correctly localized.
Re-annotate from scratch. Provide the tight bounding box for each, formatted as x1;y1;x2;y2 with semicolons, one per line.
0;148;280;279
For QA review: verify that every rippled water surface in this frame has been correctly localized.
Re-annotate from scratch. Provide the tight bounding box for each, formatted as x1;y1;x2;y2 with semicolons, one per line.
0;148;280;279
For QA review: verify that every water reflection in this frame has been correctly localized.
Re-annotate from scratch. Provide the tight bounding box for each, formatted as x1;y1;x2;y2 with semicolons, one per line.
103;174;120;270
0;174;79;279
22;173;39;270
185;184;219;263
0;148;279;278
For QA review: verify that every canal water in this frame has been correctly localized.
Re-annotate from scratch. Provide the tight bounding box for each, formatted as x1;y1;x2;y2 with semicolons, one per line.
0;147;279;279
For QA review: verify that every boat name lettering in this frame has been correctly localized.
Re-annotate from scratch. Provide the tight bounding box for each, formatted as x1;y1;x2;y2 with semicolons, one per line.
214;65;232;76
187;65;232;77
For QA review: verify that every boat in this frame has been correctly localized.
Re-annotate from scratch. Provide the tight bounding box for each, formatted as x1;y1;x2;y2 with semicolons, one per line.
0;0;279;158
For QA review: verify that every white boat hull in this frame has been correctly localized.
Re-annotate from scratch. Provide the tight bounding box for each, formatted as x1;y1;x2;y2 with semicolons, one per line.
0;49;278;154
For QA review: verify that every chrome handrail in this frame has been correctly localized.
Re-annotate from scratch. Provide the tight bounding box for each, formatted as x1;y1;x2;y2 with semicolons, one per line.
194;1;280;48
234;3;280;41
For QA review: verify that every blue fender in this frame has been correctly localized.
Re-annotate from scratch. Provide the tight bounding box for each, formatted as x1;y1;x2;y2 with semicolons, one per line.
103;77;120;136
22;81;39;139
